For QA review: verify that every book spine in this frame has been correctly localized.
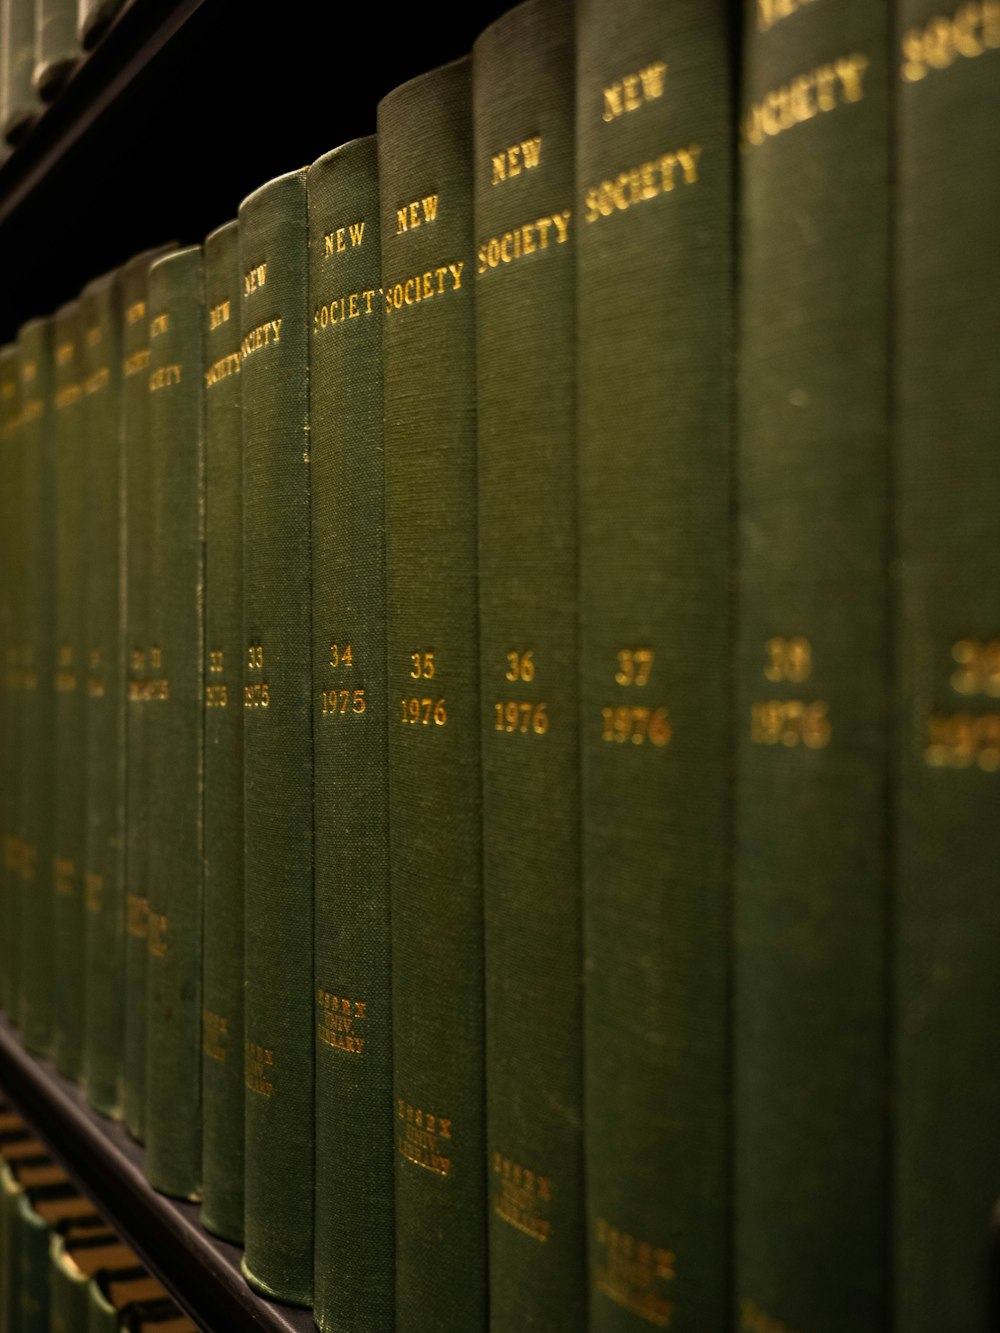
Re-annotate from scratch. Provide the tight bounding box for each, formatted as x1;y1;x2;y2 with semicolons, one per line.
378;59;487;1333
577;1;734;1328
894;4;1000;1328
17;1192;52;1331
200;217;244;1244
50;1233;91;1333
144;245;205;1200
472;4;583;1326
1;0;39;144
80;270;126;1118
122;247;172;1142
308;137;393;1333
52;304;87;1082
87;1277;119;1333
239;168;313;1306
0;346;22;1027
734;1;891;1329
16;318;56;1057
1;1160;24;1332
33;0;76;99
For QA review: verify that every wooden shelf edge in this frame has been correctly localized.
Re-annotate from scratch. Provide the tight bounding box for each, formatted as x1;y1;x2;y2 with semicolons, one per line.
0;1013;315;1333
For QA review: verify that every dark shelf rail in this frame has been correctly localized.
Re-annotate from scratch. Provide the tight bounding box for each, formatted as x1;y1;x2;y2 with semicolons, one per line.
0;1015;314;1333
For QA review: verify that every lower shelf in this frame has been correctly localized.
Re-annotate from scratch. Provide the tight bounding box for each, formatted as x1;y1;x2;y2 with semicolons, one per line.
0;1013;314;1333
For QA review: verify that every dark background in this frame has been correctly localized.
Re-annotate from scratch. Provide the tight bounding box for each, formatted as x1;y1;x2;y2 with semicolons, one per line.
0;0;510;341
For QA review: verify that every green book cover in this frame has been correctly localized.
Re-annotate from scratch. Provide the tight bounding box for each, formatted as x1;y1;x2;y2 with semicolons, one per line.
0;345;23;1027
1;1160;24;1333
52;303;88;1082
144;245;205;1201
734;1;891;1329
200;218;244;1244
379;58;487;1333
577;1;734;1329
239;167;314;1307
1;0;39;144
122;244;175;1142
894;4;1000;1328
16;317;56;1057
473;3;582;1326
17;1190;54;1332
308;136;393;1333
80;269;126;1119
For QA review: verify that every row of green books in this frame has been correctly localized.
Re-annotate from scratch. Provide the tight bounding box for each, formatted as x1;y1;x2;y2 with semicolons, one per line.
0;1099;195;1331
0;0;997;1329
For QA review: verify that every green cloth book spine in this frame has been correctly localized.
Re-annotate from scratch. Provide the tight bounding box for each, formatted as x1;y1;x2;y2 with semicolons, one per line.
52;303;87;1082
379;59;487;1333
144;245;205;1200
308;137;393;1333
1;0;39;144
17;1191;52;1332
239;167;313;1306
1;1160;23;1333
894;5;1000;1328
87;1276;119;1333
734;2;890;1330
577;1;734;1328
50;1232;91;1333
0;346;23;1027
17;318;56;1057
200;218;244;1244
473;4;582;1327
80;270;126;1119
122;245;173;1142
33;0;77;99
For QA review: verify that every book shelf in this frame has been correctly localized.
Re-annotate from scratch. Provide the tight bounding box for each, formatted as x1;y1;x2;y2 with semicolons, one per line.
0;0;510;1326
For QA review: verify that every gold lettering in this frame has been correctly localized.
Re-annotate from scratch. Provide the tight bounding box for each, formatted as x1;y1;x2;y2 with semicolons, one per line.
756;0;816;31
901;1;1000;81
243;262;267;295
491;136;543;185
208;299;231;330
149;312;169;338
742;57;868;148
126;893;149;939
594;1216;676;1328
240;319;282;361
83;367;110;395
602;62;667;122
149;364;182;391
476;211;572;273
584;145;701;223
123;348;151;377
203;1009;228;1063
396;194;439;233
204;352;242;388
126;299;146;326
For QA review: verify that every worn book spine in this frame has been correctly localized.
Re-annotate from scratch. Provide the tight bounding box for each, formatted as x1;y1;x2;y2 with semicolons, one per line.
144;245;205;1201
80;270;126;1119
0;346;22;1027
122;245;174;1142
308;137;392;1333
473;4;583;1327
16;318;56;1057
1;0;39;144
894;5;1000;1329
239;168;313;1306
734;2;891;1330
33;0;76;98
577;1;734;1328
52;303;87;1082
379;59;486;1333
200;218;244;1244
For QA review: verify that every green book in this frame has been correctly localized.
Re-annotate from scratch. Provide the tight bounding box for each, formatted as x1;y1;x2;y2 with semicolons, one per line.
52;303;88;1082
17;317;56;1057
50;1231;92;1333
1;1160;24;1333
1;0;39;144
122;244;174;1142
144;245;205;1201
577;1;734;1328
88;1276;119;1333
734;2;891;1330
894;5;1000;1328
33;0;76;99
379;59;486;1333
80;269;126;1119
308;136;392;1333
473;3;582;1326
17;1189;59;1333
239;167;313;1306
0;345;23;1027
200;218;244;1244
